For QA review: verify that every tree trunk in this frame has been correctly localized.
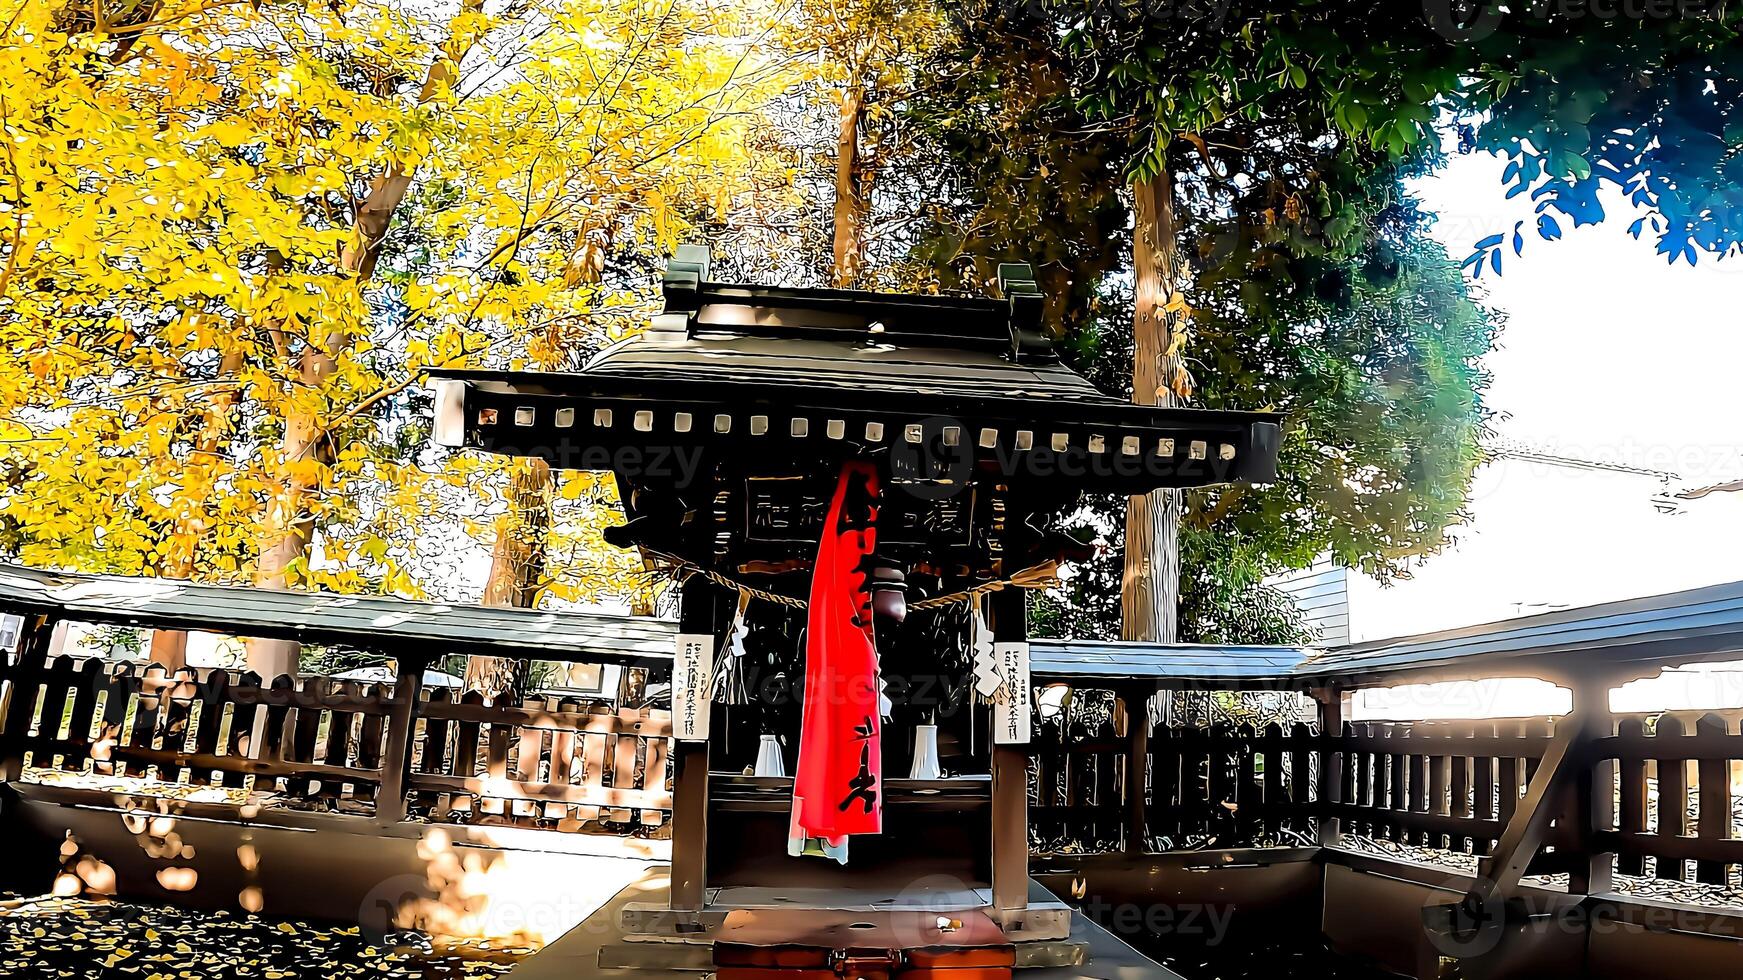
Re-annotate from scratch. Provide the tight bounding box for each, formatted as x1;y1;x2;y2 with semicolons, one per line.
246;349;338;677
151;346;246;672
831;84;866;288
245;7;479;678
1123;170;1185;645
465;458;554;699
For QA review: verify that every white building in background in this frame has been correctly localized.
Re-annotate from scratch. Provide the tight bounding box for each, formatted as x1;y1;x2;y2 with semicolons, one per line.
1269;445;1743;719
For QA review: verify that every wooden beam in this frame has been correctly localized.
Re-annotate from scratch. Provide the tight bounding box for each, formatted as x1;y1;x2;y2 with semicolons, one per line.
373;652;427;826
668;579;718;914
1471;711;1594;907
0;615;55;783
1568;676;1616;895
1123;684;1155;854
1313;686;1348;847
988;586;1028;912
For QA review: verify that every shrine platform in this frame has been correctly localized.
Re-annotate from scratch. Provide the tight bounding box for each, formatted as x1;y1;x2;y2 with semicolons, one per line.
507;866;1178;978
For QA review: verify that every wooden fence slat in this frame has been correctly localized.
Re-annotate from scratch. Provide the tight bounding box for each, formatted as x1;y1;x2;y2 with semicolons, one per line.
1497;721;1523;851
1288;721;1312;838
1094;718;1121;847
154;667;200;784
128;665;170;780
1234;724;1257;842
513;708;544;819
642;724;670;827
1262;723;1282;838
483;709;512;817
95;664;138;778
323;681;363;801
1351;722;1372;838
1616;716;1649;876
63;659;102;755
1452;725;1472;853
1694;713;1731;885
188;669;230;787
225;672;261;763
356;683;387;774
1181;725;1206;836
1152;726;1178;842
421;689;453;774
288;676;324;798
1656;714;1688;881
1430;727;1451;850
1410;729;1430;846
34;656;76;766
450;691;485;816
543;697;572;820
1388;726;1407;843
1474;723;1496;856
262;674;296;781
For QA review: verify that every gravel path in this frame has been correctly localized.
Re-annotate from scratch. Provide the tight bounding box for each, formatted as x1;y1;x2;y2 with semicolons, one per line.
1340;835;1743;908
0;894;522;979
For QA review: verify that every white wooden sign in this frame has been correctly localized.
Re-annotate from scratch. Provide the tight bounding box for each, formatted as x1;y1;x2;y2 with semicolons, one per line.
673;633;714;741
992;641;1032;745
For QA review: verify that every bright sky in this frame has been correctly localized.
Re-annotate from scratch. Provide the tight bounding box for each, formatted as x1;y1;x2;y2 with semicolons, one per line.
1350;152;1743;720
1413;151;1743;485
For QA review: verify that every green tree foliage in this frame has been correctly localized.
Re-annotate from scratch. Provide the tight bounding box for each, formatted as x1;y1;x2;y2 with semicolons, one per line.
1448;7;1743;270
909;5;1497;642
1050;0;1743;267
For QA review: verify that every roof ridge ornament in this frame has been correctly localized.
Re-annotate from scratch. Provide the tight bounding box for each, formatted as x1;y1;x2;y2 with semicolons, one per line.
996;262;1055;365
662;243;711;313
651;243;712;345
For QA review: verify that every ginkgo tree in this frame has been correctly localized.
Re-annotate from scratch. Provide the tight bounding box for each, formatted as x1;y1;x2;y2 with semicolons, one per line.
0;0;791;678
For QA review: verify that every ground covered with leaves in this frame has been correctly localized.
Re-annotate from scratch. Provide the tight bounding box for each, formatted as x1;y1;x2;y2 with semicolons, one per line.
0;894;519;979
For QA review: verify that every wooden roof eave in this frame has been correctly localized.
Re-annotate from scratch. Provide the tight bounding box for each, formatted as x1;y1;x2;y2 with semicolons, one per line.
427;370;1284;494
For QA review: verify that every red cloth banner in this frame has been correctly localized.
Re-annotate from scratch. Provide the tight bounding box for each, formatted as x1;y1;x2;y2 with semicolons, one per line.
790;460;883;851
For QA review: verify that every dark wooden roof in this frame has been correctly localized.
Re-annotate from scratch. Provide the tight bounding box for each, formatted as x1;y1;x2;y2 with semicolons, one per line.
582;332;1106;404
427;257;1282;493
0;564;673;668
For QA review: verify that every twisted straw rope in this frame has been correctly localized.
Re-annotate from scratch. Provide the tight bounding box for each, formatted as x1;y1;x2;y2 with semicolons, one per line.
643;548;1059;613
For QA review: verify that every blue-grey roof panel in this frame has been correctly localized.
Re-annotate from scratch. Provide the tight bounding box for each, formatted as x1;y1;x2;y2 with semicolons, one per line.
3;563;1740;685
0;564;677;667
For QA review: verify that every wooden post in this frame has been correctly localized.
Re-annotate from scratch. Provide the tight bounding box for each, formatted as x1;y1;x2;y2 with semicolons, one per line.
0;615;55;783
669;579;719;913
374;652;428;826
1124;683;1154;854
1567;674;1615;895
989;586;1029;912
1313;686;1347;847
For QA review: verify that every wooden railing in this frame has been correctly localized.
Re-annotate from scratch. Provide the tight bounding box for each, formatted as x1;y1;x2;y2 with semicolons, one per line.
407;690;671;832
0;653;673;837
1598;711;1743;884
1030;715;1556;853
7;650;1741;889
1030;696;1743;898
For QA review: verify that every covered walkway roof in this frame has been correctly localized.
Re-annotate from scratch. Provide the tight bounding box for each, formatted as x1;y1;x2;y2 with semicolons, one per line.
2;563;1740;687
0;564;673;668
